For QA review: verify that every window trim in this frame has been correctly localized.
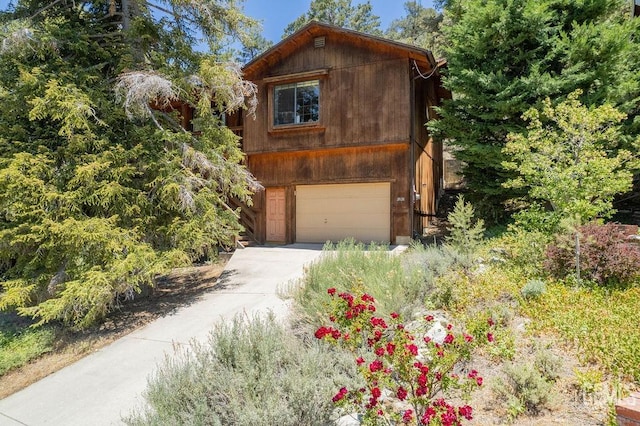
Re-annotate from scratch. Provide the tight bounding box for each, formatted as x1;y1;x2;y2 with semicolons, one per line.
266;69;328;134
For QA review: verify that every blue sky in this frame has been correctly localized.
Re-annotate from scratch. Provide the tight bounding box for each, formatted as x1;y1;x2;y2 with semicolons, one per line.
0;0;436;42
243;0;436;42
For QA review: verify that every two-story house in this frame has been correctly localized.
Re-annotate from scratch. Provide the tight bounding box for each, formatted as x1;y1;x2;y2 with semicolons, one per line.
233;21;450;245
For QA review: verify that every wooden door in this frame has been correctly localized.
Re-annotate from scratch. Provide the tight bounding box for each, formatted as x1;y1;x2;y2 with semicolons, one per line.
266;187;286;242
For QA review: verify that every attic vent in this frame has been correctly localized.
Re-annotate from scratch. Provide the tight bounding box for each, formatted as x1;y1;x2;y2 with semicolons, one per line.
314;36;326;48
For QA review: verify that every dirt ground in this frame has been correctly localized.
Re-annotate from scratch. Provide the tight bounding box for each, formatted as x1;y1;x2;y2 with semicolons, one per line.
0;259;227;399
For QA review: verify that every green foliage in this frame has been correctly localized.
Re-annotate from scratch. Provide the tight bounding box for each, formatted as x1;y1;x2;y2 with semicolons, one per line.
432;0;640;220
444;195;485;267
0;1;259;328
521;279;546;300
504;91;638;224
385;1;444;58
522;283;640;383
290;240;426;327
283;0;382;37
0;322;54;375
125;314;360;426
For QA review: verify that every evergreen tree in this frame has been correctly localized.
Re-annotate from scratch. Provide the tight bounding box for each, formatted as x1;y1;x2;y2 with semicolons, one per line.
385;1;445;58
431;0;640;221
283;0;382;37
0;0;260;328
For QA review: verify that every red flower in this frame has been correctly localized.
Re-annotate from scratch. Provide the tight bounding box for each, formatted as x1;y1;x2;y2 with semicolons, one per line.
386;342;396;356
362;293;375;303
424;336;432;344
468;369;478;379
487;332;495;342
476;376;483;386
370;317;388;329
458;405;473;420
421;407;436;424
443;333;455;344
405;344;418;356
332;387;348;403
314;326;331;339
375;347;385;356
368;304;376;312
390;312;399;319
397;387;408;401
402;409;413;423
425;314;434;321
371;387;381;398
331;329;341;339
488;317;495;326
464;333;473;342
369;359;383;372
327;287;336;296
447;323;453;330
356;356;365;365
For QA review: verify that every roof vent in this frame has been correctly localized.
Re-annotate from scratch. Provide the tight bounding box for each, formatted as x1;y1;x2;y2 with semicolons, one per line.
314;36;326;48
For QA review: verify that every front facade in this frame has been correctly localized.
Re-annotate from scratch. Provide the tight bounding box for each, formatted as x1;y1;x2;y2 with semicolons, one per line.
237;22;449;245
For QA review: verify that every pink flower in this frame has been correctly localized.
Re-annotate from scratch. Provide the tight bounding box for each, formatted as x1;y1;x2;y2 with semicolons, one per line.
356;356;365;365
421;407;436;424
464;333;473;342
443;333;455;344
476;376;483;386
402;409;413;423
487;332;494;342
327;287;336;296
375;347;385;356
468;369;478;379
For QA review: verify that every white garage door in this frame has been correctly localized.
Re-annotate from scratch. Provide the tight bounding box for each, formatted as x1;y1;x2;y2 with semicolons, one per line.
296;182;391;243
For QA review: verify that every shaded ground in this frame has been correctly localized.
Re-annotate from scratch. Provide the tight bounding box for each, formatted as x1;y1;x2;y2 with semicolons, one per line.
0;258;228;399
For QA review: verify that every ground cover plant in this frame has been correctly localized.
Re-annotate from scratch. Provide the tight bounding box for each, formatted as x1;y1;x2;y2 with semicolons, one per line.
0;317;54;376
125;314;361;426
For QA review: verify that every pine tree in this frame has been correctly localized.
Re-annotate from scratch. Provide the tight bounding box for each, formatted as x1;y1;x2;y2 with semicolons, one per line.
0;0;260;328
283;0;382;37
431;0;640;221
385;1;445;59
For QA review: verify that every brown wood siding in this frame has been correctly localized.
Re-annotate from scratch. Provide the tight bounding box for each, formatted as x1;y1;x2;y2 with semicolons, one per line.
247;144;411;243
243;44;411;154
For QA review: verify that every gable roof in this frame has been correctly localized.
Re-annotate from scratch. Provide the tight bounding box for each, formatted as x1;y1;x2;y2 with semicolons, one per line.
243;21;438;79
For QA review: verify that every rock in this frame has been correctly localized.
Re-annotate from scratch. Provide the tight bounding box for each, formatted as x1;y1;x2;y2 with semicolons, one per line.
335;413;361;426
425;321;447;345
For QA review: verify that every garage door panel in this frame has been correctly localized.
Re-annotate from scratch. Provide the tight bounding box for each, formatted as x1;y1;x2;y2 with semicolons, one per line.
296;183;390;243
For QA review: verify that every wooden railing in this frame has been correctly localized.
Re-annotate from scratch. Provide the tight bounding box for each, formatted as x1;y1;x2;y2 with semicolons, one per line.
228;197;258;244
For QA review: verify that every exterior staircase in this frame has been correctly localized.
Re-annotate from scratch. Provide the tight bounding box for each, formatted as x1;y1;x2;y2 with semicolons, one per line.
228;197;260;248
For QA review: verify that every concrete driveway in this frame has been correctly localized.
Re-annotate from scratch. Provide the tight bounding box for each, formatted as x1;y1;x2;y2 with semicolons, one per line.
0;244;324;426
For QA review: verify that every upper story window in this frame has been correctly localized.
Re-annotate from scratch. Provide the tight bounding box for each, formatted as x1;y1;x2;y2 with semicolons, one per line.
273;80;320;126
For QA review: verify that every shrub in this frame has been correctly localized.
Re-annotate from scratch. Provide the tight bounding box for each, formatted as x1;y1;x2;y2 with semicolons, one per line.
493;363;554;418
315;288;482;425
444;195;485;269
521;279;546;299
289;240;426;328
125;314;360;426
544;223;640;286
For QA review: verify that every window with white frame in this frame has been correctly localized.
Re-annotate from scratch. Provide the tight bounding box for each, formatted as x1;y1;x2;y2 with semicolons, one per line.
273;80;320;126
